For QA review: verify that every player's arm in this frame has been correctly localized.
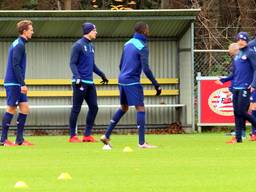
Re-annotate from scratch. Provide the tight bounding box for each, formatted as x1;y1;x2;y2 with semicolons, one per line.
69;43;83;87
69;43;81;80
218;61;235;84
140;47;161;96
12;44;25;86
119;51;124;71
248;50;256;88
93;63;105;78
93;63;108;84
215;59;234;85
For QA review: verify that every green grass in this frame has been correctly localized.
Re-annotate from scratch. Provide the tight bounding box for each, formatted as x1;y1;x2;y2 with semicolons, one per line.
1;134;256;192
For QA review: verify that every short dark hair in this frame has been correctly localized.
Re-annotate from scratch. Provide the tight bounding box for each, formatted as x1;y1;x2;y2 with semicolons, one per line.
134;22;148;34
17;20;32;35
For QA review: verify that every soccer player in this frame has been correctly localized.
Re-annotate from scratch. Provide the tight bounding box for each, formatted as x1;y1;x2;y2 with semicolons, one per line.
68;22;109;143
248;36;256;140
100;22;162;149
216;32;256;143
0;20;34;146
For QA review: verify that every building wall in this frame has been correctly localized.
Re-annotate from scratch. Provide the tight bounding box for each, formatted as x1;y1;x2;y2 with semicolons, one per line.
0;39;180;128
178;25;194;130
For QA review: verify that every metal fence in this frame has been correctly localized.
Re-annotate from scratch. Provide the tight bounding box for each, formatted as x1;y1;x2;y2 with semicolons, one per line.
194;50;230;77
194;50;231;130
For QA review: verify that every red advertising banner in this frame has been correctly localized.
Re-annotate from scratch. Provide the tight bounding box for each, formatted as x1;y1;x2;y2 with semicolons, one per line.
200;79;234;124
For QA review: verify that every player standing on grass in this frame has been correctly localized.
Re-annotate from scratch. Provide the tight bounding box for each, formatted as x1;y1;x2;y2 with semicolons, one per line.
100;22;162;149
0;20;34;146
247;35;256;140
68;22;109;143
216;32;256;144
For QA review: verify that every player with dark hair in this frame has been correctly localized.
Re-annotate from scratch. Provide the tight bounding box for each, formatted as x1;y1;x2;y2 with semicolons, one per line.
68;22;109;143
100;22;162;149
0;20;34;146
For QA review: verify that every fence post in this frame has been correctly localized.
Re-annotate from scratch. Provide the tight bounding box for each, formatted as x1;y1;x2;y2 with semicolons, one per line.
196;72;202;133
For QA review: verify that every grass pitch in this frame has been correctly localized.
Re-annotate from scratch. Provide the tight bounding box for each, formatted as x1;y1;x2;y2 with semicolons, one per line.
1;134;256;192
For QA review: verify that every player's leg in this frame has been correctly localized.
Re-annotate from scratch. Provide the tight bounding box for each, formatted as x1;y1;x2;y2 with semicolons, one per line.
83;85;98;142
135;105;157;148
1;86;18;146
69;84;84;142
102;86;128;144
16;100;31;145
135;105;146;145
101;104;128;145
227;89;243;143
101;86;128;146
249;91;256;140
124;84;156;148
1;106;16;146
238;90;256;129
234;89;251;142
126;84;146;146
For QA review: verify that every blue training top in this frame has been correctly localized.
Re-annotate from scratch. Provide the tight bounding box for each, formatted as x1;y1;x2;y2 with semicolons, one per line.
69;37;105;84
248;38;256;52
4;36;27;87
118;33;159;86
220;46;256;89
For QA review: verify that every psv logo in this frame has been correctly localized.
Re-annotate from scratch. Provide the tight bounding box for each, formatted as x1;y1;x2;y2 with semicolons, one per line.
208;88;233;116
84;46;87;52
241;55;247;60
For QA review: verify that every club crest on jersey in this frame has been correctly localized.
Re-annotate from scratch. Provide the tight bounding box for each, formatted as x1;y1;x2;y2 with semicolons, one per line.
241;55;247;60
84;46;87;52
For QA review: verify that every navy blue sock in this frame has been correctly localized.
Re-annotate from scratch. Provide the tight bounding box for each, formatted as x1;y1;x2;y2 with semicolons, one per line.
252;110;256;135
16;113;27;144
1;112;14;142
84;125;93;136
137;111;145;145
105;109;126;139
84;106;98;136
69;107;81;137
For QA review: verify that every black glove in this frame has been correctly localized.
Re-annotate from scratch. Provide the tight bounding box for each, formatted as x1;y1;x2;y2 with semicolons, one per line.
155;85;162;96
74;78;82;88
100;76;109;85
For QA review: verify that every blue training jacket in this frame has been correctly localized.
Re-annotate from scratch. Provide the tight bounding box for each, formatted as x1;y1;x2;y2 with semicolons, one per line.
69;37;105;84
4;36;27;86
248;38;256;52
220;45;256;89
118;33;159;86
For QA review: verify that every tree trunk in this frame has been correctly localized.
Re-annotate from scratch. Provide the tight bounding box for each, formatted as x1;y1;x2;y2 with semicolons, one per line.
64;0;71;10
236;0;256;33
56;0;62;10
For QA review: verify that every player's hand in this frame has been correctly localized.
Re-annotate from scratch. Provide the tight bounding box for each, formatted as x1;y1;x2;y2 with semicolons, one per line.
100;76;109;85
155;85;162;96
21;86;28;94
214;80;223;85
74;78;82;88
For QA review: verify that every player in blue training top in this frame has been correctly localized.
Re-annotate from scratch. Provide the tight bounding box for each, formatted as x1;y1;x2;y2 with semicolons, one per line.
247;36;256;140
0;20;34;146
216;32;256;143
68;22;109;143
100;22;162;149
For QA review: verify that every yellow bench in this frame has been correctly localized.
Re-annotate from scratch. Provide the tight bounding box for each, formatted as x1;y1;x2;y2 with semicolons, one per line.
0;78;178;86
0;78;179;97
0;78;185;123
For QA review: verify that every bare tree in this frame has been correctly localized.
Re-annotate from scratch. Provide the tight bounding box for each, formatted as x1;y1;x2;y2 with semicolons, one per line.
56;0;62;9
64;0;72;9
